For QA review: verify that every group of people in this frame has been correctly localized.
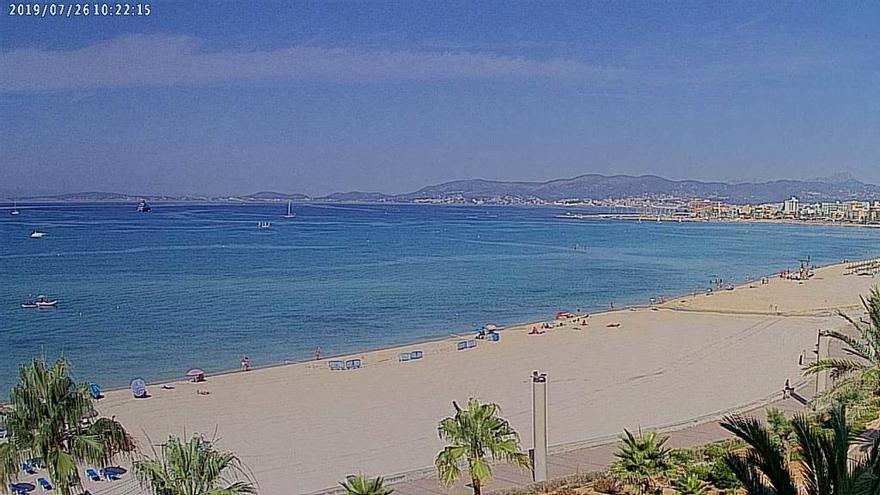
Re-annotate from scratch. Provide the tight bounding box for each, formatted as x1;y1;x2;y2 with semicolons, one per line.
239;346;324;373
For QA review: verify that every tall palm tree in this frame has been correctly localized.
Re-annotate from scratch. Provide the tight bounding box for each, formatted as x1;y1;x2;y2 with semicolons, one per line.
0;358;133;495
720;404;880;495
803;287;880;398
612;429;672;494
135;434;256;495
340;474;393;495
435;398;530;495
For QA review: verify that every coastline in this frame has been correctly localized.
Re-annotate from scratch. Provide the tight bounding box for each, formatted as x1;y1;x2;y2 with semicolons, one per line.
93;258;879;494
91;256;876;399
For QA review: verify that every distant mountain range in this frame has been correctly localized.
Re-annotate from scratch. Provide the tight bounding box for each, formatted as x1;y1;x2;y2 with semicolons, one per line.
8;174;880;205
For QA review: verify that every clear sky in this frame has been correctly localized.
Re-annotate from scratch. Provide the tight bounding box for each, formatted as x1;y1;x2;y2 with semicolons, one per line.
1;1;878;196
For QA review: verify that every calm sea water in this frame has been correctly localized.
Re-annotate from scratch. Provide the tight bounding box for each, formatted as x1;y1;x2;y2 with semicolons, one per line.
2;202;879;397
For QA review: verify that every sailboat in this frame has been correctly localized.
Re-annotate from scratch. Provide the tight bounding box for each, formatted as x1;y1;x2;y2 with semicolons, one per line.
283;201;296;219
11;201;19;215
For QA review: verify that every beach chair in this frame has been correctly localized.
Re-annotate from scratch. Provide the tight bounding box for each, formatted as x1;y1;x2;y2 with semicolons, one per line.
37;477;52;491
86;469;101;482
456;340;467;351
101;469;119;481
328;360;345;371
398;353;411;362
345;359;361;370
467;339;477;348
410;350;423;360
22;463;36;475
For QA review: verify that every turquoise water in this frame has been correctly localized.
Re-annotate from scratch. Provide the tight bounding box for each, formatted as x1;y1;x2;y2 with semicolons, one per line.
2;203;879;397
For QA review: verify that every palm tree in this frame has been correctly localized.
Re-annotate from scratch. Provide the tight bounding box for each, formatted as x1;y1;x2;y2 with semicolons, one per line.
720;404;880;495
612;429;672;494
435;398;530;495
135;433;256;495
0;358;133;495
340;474;393;495
803;287;880;398
672;472;708;495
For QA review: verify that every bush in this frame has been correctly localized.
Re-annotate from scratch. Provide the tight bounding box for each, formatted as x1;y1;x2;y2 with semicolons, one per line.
707;459;740;490
591;475;623;495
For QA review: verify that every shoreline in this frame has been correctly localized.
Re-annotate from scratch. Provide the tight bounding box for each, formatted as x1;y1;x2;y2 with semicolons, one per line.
96;257;873;396
94;257;879;493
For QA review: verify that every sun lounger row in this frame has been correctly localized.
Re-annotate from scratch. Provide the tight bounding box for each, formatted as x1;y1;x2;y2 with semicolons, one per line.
456;339;477;351
328;359;362;370
398;350;424;362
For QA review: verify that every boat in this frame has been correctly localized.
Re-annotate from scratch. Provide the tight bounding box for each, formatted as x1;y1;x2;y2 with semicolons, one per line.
22;295;58;308
136;200;151;212
29;230;46;239
283;201;296;218
11;201;19;215
258;221;271;229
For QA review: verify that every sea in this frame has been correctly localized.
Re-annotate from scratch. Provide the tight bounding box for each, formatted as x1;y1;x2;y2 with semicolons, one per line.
2;202;879;397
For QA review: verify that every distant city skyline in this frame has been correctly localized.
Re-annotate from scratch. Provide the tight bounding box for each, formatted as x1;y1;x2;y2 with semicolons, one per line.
2;1;879;196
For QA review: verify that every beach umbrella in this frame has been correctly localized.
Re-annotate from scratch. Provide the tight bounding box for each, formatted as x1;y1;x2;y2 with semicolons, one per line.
485;324;499;331
130;378;147;398
186;368;205;377
10;483;35;494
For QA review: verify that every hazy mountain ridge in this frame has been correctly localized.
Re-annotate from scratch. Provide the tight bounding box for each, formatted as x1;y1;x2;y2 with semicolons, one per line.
8;175;880;204
398;174;880;203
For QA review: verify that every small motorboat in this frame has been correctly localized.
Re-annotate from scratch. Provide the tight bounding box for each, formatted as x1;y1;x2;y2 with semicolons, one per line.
29;230;46;239
136;199;151;212
22;295;58;308
35;295;58;307
11;201;19;215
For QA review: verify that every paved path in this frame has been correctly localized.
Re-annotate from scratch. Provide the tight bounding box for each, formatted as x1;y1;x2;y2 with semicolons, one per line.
387;386;812;495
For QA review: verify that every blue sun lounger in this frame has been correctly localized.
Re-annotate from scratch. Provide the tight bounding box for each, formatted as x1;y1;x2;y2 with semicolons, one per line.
345;359;361;370
398;353;411;362
22;463;36;475
86;468;101;481
37;477;52;491
101;469;119;481
456;340;467;350
328;360;345;371
410;350;423;360
467;339;477;348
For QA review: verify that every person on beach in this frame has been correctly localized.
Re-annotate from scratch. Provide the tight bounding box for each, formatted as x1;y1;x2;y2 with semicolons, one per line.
783;378;792;398
240;355;250;372
609;301;614;310
315;346;322;360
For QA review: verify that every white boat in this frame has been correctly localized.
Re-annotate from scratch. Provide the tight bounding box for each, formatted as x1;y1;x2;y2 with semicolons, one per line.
11;201;19;215
22;295;58;308
29;230;46;239
258;221;271;229
283;201;296;218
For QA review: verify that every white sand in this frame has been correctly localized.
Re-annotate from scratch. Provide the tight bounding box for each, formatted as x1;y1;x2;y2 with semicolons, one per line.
94;262;878;494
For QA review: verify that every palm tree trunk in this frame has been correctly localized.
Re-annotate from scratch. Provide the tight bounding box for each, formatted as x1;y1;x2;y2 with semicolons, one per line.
472;476;482;495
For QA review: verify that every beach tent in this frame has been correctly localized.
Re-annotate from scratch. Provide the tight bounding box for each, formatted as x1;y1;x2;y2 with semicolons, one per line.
130;378;147;398
89;383;102;400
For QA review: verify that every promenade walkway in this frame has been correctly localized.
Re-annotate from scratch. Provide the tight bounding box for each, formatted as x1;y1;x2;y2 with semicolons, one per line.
387;385;813;495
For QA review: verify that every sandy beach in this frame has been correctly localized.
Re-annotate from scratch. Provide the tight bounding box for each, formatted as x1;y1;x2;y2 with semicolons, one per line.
91;261;878;495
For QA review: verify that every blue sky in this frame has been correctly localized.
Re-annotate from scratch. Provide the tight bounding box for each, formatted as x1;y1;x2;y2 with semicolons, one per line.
1;1;878;196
